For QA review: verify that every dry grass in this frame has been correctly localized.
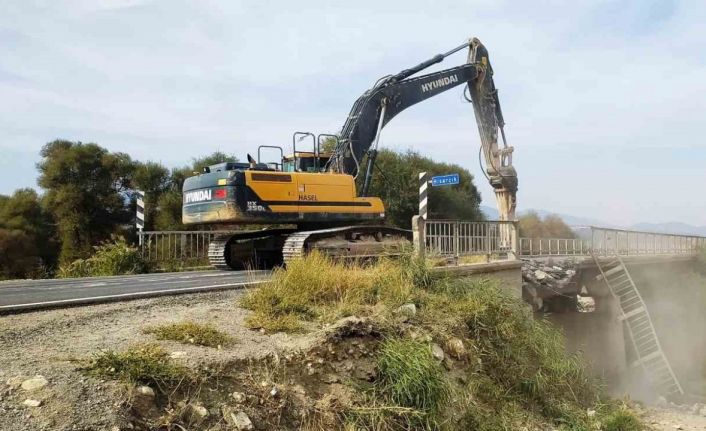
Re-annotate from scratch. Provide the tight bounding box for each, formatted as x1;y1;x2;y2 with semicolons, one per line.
144;321;234;348
81;343;191;388
240;251;413;332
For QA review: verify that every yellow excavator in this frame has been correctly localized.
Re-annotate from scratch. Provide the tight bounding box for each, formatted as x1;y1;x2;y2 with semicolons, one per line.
181;37;517;269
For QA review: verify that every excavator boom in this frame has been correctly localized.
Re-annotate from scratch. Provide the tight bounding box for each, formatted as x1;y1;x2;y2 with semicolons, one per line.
328;38;517;221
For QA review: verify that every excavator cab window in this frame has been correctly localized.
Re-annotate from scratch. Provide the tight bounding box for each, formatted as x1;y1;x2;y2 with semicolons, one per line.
283;153;331;172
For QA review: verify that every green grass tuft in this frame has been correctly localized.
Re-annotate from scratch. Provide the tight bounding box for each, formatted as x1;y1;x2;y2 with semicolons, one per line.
144;321;234;348
375;338;450;413
602;407;644;431
82;343;191;387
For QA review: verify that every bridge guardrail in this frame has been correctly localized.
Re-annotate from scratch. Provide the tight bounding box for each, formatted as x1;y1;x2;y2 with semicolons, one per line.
138;231;232;264
424;220;517;259
137;225;706;264
519;238;591;256
519;227;706;257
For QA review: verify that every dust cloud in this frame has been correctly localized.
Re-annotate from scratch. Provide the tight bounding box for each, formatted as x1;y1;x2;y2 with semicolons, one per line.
624;260;706;401
546;258;706;403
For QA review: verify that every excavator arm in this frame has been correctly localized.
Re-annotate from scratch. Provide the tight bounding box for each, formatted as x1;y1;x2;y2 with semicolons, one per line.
327;38;518;221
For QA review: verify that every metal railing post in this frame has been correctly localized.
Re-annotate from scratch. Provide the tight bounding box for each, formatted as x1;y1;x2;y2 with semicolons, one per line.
453;220;459;265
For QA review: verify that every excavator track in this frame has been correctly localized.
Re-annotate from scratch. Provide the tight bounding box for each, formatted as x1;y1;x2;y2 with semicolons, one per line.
208;226;411;270
282;225;412;266
207;228;297;270
207;234;232;270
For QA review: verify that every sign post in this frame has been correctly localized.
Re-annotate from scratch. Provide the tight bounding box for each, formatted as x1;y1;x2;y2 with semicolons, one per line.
415;172;460;259
136;190;145;246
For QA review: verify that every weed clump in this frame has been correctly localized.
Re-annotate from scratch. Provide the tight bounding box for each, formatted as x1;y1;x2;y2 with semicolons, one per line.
240;251;412;332
601;405;644;431
58;236;147;278
82;343;191;387
144;321;234;348
375;338;449;413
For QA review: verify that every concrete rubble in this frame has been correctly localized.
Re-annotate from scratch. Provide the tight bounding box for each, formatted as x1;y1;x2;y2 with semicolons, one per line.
521;258;579;312
20;376;49;392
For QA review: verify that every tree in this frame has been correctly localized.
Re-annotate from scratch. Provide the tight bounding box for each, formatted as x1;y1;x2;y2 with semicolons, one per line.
154;190;187;230
363;149;484;228
191;151;238;172
0;188;56;278
37;140;135;264
0;229;37;279
132;161;171;231
518;211;575;238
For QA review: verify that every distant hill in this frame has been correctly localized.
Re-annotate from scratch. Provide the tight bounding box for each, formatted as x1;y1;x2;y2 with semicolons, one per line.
481;205;706;237
628;222;706;236
480;205;612;228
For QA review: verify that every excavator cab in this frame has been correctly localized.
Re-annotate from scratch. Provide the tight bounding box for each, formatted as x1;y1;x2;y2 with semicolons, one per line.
257;132;338;173
282;152;332;173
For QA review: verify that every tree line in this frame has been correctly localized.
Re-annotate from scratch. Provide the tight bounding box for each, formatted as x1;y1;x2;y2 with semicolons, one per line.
0;141;486;279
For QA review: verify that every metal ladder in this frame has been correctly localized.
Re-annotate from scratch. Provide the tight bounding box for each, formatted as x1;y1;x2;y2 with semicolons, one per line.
592;253;683;397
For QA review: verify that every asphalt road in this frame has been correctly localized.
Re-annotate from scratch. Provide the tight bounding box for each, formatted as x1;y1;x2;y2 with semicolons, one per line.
0;270;270;313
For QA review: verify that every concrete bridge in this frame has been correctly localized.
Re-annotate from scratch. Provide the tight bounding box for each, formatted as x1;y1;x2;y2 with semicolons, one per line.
419;220;706;399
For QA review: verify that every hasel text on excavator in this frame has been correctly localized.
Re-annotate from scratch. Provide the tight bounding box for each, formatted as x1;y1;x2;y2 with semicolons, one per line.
181;37;518;270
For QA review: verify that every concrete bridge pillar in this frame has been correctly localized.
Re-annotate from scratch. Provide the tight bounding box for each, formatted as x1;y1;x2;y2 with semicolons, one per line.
547;270;627;389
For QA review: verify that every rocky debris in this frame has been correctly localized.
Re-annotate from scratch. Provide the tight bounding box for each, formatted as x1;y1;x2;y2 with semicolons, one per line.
22;399;41;407
131;386;157;417
231;391;246;403
445;338;467;359
21;375;48;392
222;406;254;430
6;376;24;389
324;316;378;341
522;258;580;311
135;386;154;398
645;403;706;431
394;303;417;321
269;386;279;398
431;343;445;362
181;402;209;425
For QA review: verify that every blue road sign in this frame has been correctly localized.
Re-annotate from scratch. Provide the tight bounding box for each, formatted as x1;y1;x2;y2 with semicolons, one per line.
431;173;460;187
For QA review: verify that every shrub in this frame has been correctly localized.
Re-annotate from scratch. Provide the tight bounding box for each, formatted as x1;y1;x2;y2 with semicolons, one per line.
144;321;234;348
58;236;147;278
82;343;191;387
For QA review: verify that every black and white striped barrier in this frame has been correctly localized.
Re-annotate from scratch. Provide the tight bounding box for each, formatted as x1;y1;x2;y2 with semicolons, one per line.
136;190;145;244
413;172;430;257
419;172;428;219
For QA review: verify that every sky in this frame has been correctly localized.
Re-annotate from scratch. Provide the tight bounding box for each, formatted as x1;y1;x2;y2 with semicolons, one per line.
1;0;705;226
